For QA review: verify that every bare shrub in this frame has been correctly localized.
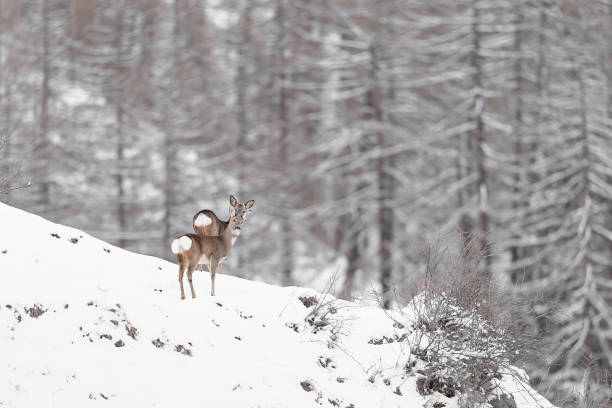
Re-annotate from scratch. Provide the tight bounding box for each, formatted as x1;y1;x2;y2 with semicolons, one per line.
24;303;47;318
554;357;612;408
0;128;13;195
299;296;318;308
412;232;541;359
0;127;28;197
387;232;544;406
300;380;313;392
302;266;352;349
576;366;612;408
411;232;494;320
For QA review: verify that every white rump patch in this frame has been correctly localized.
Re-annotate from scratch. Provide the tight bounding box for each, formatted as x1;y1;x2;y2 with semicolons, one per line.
194;213;212;227
171;236;192;254
179;236;192;251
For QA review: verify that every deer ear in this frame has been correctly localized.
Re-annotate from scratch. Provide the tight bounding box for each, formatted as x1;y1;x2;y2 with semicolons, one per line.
229;195;238;207
245;200;255;210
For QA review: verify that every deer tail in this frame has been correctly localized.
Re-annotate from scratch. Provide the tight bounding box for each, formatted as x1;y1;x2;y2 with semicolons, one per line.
171;236;192;254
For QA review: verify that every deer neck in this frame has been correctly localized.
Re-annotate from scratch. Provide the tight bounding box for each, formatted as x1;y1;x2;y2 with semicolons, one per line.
219;218;229;231
221;225;236;253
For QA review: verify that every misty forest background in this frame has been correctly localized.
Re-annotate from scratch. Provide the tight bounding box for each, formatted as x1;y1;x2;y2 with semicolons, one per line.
1;0;611;403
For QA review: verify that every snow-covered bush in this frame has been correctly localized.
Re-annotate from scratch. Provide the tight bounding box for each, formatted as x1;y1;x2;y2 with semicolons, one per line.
409;294;523;404
393;233;541;406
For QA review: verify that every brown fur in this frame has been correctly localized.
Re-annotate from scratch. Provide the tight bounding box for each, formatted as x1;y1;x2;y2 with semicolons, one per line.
192;196;254;272
174;214;243;299
192;209;226;238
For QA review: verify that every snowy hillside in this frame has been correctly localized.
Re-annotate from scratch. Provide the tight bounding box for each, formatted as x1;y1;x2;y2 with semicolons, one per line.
0;203;555;408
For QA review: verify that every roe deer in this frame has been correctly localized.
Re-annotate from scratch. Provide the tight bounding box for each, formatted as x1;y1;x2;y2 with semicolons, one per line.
171;212;244;299
193;195;254;236
192;195;254;271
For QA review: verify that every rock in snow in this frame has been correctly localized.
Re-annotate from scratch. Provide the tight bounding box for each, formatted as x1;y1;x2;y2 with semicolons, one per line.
0;203;555;408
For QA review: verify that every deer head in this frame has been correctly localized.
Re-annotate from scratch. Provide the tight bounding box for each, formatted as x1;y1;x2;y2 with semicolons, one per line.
229;195;254;223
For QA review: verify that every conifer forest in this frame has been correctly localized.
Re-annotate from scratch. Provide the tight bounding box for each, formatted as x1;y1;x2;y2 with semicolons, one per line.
1;0;611;403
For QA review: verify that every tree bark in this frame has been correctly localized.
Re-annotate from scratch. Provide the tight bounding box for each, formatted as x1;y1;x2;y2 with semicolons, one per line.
367;44;392;308
510;5;524;279
39;0;51;208
471;0;488;257
235;0;252;268
114;1;128;249
276;0;293;286
162;0;181;252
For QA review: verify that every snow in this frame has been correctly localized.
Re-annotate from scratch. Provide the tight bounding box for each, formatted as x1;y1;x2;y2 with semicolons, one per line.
170;235;192;254
60;87;100;107
0;203;555;408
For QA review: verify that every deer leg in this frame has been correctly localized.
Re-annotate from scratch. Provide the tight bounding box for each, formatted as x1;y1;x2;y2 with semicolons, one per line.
187;264;197;299
209;259;219;296
178;263;186;300
217;263;223;275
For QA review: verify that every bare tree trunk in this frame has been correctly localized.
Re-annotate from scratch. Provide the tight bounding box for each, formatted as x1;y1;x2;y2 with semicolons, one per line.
235;0;252;268
162;0;181;252
276;0;293;286
604;3;612;376
471;0;488;257
114;2;128;249
38;0;51;208
574;53;599;374
529;3;547;185
338;29;363;298
609;5;612;123
342;175;365;299
378;154;393;308
510;5;524;279
342;110;370;299
236;0;250;161
344;226;360;298
1;38;13;200
162;106;174;250
366;44;392;308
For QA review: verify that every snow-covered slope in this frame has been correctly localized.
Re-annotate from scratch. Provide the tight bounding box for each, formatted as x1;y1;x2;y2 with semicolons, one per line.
0;203;554;408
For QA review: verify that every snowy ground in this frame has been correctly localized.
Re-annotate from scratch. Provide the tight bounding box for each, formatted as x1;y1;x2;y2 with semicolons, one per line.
0;203;555;408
